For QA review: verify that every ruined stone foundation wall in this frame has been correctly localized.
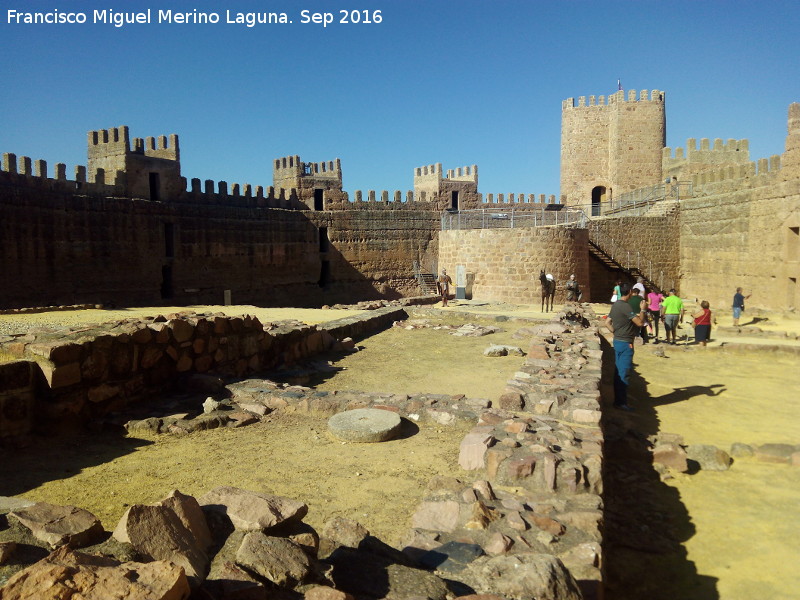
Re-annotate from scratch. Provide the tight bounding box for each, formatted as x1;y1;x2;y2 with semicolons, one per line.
0;307;407;438
679;177;800;311
438;226;590;304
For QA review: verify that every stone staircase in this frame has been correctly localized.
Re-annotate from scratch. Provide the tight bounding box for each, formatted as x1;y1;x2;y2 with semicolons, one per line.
417;272;439;295
588;239;665;294
642;198;680;218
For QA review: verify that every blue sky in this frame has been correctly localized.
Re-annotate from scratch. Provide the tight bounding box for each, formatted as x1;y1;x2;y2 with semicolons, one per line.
2;0;799;197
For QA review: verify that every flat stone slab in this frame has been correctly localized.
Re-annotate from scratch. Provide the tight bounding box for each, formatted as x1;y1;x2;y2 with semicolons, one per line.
328;408;402;443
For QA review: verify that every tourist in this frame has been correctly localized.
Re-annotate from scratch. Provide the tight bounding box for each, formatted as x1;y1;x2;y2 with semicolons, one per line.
647;289;665;343
627;288;649;343
610;279;622;303
605;281;647;411
692;300;713;346
438;269;452;307
661;289;684;344
566;274;582;302
732;287;751;326
633;276;646;297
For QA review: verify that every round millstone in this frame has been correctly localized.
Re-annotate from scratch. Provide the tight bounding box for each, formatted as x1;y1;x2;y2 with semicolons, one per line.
327;408;402;443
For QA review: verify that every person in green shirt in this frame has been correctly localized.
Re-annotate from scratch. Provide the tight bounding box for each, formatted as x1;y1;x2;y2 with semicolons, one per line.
660;289;684;344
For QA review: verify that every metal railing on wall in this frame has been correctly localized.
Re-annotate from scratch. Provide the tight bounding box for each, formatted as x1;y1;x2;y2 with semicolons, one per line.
603;181;693;217
440;206;588;231
587;222;675;292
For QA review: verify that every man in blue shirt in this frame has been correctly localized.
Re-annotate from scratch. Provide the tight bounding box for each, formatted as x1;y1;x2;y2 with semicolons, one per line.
732;287;751;326
605;282;647;411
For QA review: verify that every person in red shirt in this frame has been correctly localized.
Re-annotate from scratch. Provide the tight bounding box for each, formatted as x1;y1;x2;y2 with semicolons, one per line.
692;300;713;346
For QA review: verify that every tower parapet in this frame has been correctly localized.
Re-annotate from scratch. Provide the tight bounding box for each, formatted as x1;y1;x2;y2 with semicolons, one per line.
272;155;343;210
413;163;479;210
87;126;182;201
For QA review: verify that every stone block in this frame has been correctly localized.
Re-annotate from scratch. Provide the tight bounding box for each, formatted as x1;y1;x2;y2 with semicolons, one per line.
506;456;536;480
411;500;461;533
498;392;524;411
458;431;495;470
169;319;195;343
87;383;120;404
40;362;82;389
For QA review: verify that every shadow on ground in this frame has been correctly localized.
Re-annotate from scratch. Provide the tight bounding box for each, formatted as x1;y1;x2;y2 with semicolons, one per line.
0;426;153;497
599;337;720;600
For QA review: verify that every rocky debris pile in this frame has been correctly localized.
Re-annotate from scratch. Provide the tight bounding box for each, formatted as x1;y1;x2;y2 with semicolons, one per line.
397;305;605;599
0;304;102;318
401;476;592;599
1;487;524;600
393;319;503;337
499;308;603;425
649;433;800;473
1;303;608;598
323;295;440;311
483;345;525;357
457;412;603;496
123;378;492;436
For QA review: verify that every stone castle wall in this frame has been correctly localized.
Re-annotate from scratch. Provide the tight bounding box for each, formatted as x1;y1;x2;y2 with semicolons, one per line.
679;177;800;311
677;104;800;311
663;138;750;182
438;226;590;304
0;176;321;309
0;168;442;309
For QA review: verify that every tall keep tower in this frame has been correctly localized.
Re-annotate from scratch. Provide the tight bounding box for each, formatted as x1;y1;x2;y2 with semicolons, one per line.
560;89;666;212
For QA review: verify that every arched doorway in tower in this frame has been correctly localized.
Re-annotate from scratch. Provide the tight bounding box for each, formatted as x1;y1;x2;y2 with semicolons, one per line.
591;186;606;216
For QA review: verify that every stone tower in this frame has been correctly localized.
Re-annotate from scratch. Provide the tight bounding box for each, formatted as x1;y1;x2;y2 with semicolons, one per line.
87;126;181;201
272;155;343;210
560;89;666;213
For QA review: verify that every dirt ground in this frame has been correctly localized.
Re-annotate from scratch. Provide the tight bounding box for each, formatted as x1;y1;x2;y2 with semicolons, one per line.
2;301;799;599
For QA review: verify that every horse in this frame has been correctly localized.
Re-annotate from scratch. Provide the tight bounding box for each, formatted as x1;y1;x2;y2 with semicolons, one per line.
539;270;556;312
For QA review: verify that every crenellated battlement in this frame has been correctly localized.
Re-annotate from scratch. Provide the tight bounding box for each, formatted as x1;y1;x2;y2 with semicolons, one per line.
272;155;343;202
663;137;752;183
414;163;442;177
132;134;180;161
324;189;441;211
87;126;131;157
413;162;479;200
445;165;478;182
180;175;306;210
88;126;179;162
664;137;749;158
273;156;342;178
562;89;665;110
1;151;125;194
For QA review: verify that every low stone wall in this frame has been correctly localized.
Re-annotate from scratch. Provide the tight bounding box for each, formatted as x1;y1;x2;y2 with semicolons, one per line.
0;307;407;439
0;361;44;438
